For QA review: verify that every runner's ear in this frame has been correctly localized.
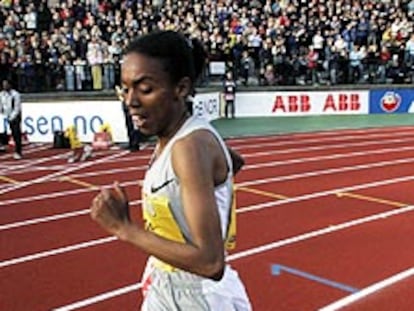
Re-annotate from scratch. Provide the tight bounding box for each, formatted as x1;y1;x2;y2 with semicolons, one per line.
175;77;191;100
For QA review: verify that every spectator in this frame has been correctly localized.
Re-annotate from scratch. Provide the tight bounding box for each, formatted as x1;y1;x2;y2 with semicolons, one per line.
0;51;11;83
405;34;414;82
0;80;22;160
292;52;308;85
222;70;237;118
312;30;324;59
348;45;365;83
240;50;253;86
63;55;75;91
86;36;103;90
387;54;405;83
23;4;37;32
355;16;369;47
307;45;319;85
102;48;115;90
73;56;87;90
324;37;338;85
365;44;380;83
37;0;52;33
262;63;276;86
408;0;414;17
405;34;414;65
378;45;391;83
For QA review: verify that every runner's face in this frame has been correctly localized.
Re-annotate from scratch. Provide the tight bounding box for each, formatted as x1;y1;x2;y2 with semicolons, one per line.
121;52;179;137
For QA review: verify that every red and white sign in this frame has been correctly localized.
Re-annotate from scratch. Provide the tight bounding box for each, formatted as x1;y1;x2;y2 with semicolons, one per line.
236;91;369;117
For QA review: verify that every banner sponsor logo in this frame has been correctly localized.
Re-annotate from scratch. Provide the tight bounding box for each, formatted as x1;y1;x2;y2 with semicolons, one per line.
369;89;414;113
271;93;362;113
380;92;401;112
322;93;361;112
23;115;104;136
192;92;220;121
272;95;311;112
237;91;368;117
2;101;128;142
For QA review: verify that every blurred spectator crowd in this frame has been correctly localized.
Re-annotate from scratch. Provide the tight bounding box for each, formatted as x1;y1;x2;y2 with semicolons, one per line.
0;0;414;93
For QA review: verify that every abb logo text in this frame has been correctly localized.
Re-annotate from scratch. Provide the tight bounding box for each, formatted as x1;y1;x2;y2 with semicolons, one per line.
272;95;310;112
272;93;363;113
323;94;360;111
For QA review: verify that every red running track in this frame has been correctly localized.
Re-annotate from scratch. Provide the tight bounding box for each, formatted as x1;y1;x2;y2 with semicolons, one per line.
2;126;414;310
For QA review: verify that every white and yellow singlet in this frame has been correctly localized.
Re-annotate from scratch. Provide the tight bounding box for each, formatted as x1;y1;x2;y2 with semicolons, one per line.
140;116;251;311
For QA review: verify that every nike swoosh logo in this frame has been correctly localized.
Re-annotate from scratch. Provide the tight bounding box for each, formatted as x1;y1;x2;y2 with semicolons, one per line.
150;178;175;193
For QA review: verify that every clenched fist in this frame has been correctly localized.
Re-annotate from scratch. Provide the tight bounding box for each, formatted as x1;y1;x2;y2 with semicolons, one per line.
90;181;130;237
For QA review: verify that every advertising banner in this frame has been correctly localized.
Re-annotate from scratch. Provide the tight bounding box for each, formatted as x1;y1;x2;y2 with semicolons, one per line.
2;101;128;143
369;89;414;114
192;92;221;121
1;93;221;143
236;91;369;117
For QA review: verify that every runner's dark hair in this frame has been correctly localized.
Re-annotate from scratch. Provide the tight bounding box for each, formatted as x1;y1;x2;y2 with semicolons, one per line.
124;30;207;89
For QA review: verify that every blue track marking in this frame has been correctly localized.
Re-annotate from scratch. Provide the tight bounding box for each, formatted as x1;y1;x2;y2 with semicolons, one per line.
271;264;359;293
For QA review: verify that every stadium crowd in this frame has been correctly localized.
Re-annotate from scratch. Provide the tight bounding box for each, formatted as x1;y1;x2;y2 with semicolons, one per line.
0;0;414;93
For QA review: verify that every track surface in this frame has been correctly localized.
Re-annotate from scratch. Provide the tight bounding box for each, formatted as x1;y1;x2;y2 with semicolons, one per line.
2;125;414;311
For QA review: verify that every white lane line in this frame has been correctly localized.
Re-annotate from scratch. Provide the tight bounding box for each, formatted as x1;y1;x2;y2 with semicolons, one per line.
240;157;414;188
54;165;145;180
0;149;72;175
244;136;414;158
2;148;124;175
248;156;414;195
229;205;414;261
50;204;414;311
238;174;414;213
0;199;142;231
1;154;148;180
0;236;116;268
244;145;414;170
231;130;414;151
319;267;414;311
91;151;152;165
0;179;140;207
227;126;414;145
0;150;129;196
53;282;143;311
0;143;50;161
0;210;89;230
